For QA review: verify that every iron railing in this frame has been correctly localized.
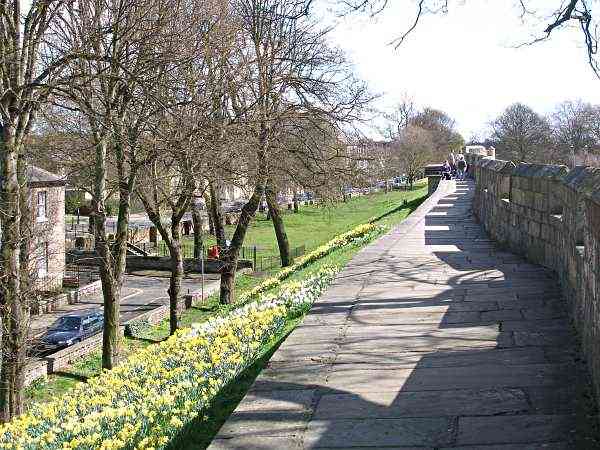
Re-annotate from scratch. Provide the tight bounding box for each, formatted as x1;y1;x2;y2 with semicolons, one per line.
155;241;306;271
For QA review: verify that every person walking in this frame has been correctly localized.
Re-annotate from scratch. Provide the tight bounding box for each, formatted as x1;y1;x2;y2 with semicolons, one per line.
442;160;452;180
457;156;467;181
449;152;457;178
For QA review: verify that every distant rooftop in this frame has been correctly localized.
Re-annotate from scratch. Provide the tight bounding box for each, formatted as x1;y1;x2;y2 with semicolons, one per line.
28;165;66;187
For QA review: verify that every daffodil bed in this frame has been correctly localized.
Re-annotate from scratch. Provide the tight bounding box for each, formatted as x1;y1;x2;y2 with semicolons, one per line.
239;222;384;302
0;267;338;450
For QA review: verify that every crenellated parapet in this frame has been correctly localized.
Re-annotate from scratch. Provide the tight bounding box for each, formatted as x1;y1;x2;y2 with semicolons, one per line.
468;154;600;401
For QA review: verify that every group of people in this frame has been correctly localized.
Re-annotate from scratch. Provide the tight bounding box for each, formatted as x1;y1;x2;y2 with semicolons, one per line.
442;153;468;181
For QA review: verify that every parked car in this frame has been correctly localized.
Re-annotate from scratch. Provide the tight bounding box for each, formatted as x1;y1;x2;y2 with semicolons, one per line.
38;309;104;351
224;200;247;212
392;176;408;189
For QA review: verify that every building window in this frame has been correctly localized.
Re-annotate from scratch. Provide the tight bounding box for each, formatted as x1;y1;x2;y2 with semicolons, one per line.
36;191;47;221
37;242;49;279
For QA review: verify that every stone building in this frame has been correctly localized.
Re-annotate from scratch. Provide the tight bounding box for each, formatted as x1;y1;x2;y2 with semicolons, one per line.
465;144;496;158
28;166;66;291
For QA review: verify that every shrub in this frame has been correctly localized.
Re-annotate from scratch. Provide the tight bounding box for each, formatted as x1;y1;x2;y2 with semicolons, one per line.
65;195;83;215
0;267;338;450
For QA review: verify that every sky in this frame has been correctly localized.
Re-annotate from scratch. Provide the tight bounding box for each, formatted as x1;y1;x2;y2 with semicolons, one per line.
322;0;600;140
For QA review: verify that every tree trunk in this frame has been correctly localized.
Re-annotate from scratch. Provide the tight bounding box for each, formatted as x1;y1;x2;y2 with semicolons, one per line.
191;201;204;260
168;219;183;335
204;193;215;235
219;120;268;304
209;182;226;250
293;195;299;213
88;215;95;234
104;138;135;367
94;133;135;370
265;184;291;267
100;272;120;369
219;166;267;303
0;126;27;421
90;138;120;370
219;187;263;304
141;206;185;335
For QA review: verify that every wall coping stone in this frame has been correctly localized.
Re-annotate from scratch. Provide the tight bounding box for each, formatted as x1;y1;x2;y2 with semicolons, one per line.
512;162;569;179
473;156;494;166
478;158;515;174
563;166;600;204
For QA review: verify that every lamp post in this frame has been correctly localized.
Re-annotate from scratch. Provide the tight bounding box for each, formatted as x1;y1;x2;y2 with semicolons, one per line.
201;243;205;302
570;144;575;168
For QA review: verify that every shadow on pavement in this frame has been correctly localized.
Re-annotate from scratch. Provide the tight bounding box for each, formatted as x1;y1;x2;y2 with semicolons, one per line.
195;181;600;449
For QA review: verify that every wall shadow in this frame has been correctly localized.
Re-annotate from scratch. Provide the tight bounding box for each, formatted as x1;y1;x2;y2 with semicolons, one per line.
198;180;600;449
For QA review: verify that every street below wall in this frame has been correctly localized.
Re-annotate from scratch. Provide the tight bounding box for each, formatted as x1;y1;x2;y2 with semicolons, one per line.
29;273;221;353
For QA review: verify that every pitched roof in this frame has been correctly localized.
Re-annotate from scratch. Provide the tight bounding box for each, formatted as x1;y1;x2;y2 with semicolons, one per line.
28;165;66;187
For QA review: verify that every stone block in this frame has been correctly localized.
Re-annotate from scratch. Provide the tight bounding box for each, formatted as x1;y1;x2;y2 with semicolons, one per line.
529;221;541;237
456;415;577;446
313;388;529;420
304;417;455;448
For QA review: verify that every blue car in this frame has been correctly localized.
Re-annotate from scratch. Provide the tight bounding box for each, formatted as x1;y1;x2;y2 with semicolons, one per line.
39;309;104;350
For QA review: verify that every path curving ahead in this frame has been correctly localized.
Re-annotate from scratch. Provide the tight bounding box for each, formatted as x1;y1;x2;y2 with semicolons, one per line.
209;180;599;450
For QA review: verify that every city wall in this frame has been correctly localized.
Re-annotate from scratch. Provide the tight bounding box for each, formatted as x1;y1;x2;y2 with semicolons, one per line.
463;152;600;400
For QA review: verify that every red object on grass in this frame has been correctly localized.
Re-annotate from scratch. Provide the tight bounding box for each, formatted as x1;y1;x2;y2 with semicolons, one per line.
208;245;220;259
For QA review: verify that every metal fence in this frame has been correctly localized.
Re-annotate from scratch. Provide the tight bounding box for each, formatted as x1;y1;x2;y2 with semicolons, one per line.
155;241;306;271
254;245;305;271
64;263;100;287
67;218;120;237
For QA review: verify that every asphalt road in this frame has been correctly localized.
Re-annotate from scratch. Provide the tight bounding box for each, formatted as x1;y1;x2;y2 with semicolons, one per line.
30;274;221;338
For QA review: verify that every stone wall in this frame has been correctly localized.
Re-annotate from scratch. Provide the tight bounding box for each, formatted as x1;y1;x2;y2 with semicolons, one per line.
31;183;65;291
467;153;600;401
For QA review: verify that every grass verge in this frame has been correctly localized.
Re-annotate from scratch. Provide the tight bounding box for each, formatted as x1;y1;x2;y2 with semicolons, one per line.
161;183;428;257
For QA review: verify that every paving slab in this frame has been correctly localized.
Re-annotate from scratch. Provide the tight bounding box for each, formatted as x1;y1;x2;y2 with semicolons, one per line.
209;436;304;450
456;415;577;445
323;363;575;393
303;417;455;448
332;347;546;367
441;444;569;450
215;411;309;438
208;180;598;449
313;388;528;419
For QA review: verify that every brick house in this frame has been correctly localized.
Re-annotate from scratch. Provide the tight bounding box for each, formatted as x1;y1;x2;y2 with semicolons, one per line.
28;166;66;291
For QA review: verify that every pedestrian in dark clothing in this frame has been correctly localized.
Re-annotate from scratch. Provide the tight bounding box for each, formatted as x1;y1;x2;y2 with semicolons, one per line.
457;156;467;180
442;160;452;180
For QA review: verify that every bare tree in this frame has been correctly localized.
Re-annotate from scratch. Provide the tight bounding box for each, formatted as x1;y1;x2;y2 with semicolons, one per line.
262;115;353;266
383;95;417;139
136;0;243;331
390;125;435;189
0;0;78;420
340;1;600;78
551;100;598;165
215;0;371;303
49;0;196;368
136;147;203;334
490;103;553;163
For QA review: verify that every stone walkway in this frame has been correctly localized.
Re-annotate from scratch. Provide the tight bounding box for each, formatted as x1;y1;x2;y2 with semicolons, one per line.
209;180;599;450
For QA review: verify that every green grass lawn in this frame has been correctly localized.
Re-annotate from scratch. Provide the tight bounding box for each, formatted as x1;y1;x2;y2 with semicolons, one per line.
162;182;428;258
24;181;428;430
